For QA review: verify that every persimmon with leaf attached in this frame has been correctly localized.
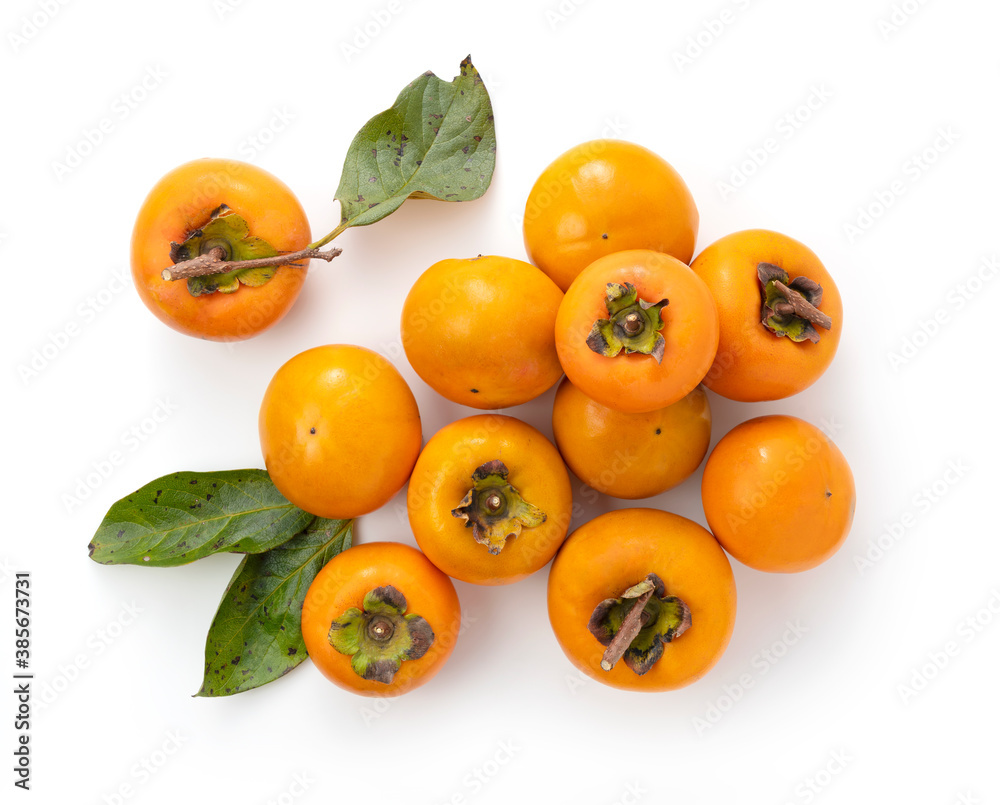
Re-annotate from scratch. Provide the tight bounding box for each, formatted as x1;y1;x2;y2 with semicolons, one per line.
131;57;496;341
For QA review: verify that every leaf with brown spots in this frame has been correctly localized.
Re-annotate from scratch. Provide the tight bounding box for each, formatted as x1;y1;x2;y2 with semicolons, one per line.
88;470;313;567
196;518;353;697
334;55;496;230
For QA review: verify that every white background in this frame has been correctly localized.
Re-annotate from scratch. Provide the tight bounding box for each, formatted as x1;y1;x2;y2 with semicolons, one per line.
3;0;998;802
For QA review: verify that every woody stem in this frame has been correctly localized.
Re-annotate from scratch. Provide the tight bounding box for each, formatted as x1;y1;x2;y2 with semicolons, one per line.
366;616;396;643
161;245;343;281
622;311;643;335
772;280;832;330
600;587;654;672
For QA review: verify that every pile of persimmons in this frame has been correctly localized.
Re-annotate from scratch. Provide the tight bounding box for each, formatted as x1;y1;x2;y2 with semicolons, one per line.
128;139;854;697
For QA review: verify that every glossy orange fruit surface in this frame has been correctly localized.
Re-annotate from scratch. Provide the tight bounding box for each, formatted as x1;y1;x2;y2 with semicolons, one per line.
408;414;573;585
259;345;421;519
701;415;855;572
690;229;842;401
131;158;310;341
551;378;711;499
302;542;461;697
523;140;699;291
400;255;564;410
555;250;719;413
547;508;736;691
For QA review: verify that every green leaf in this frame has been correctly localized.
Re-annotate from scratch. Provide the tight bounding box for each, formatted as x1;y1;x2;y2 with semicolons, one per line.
196;518;353;697
334;55;496;230
88;470;313;567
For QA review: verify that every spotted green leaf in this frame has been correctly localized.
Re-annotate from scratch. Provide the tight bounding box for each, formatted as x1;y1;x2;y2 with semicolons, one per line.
88;470;313;567
334;55;496;230
196;518;353;697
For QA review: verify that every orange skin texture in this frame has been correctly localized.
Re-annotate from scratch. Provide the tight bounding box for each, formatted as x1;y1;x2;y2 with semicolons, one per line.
555;250;719;414
551;378;711;499
701;415;856;573
523;139;699;291
400;255;564;409
131;158;311;341
301;542;461;697
408;414;573;585
689;229;842;402
259;345;422;519
547;508;736;691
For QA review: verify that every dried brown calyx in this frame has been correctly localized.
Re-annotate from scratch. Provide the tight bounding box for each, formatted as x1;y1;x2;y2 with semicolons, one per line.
588;573;692;675
757;262;832;344
451;460;546;555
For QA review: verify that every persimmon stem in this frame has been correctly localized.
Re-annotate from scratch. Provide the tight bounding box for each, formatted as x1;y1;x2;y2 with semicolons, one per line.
599;580;655;672
307;220;350;251
366;616;396;643
161;245;343;281
772;280;832;330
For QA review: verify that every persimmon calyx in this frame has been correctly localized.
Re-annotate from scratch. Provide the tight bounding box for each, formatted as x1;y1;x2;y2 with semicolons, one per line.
327;585;434;684
451;459;546;555
586;282;669;363
757;263;833;344
588;573;692;674
163;205;341;295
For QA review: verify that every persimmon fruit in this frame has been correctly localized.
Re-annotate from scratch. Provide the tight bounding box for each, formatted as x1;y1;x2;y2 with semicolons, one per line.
523;140;699;291
259;344;422;520
131;158;311;341
551;378;711;499
400;255;564;409
555;249;719;413
408;414;573;585
701;414;855;572
302;542;461;697
690;229;842;402
547;508;736;691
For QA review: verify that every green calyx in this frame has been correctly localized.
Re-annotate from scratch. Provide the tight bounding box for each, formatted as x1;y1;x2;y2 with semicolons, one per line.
588;573;692;675
169;206;282;297
586;282;669;363
451;459;546;556
327;585;434;684
757;263;833;343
